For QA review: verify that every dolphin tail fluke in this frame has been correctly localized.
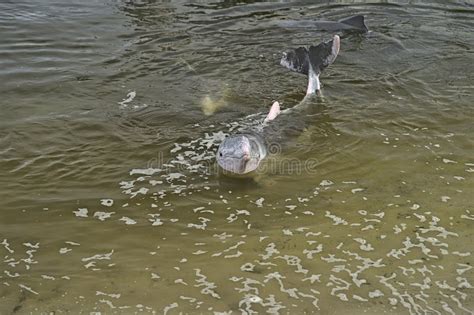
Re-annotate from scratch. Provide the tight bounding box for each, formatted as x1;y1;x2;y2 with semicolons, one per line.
280;35;340;95
338;15;368;33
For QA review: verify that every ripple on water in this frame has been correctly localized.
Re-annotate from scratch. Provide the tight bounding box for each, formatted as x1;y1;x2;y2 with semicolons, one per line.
1;0;473;314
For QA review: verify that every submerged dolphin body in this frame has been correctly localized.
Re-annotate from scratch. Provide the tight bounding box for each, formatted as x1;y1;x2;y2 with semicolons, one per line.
216;35;340;175
277;15;368;33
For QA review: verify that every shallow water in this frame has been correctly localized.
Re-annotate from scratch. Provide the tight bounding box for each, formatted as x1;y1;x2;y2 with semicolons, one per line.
1;0;473;314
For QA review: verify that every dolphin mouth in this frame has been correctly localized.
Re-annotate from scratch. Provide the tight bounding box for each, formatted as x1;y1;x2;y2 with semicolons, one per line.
239;159;249;173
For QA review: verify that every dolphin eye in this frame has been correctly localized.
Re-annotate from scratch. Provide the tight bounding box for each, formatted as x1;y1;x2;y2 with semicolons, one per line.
219;152;223;157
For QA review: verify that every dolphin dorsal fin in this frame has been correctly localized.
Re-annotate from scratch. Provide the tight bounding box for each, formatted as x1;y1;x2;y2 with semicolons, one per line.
338;15;368;32
264;101;281;122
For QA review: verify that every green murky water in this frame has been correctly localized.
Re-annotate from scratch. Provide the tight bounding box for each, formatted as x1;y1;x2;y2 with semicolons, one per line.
1;0;473;314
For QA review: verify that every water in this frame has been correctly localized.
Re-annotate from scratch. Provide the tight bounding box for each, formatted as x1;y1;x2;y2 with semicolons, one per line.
1;0;473;313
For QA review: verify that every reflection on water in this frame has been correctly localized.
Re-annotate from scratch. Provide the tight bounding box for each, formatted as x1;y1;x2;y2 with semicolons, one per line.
0;0;473;314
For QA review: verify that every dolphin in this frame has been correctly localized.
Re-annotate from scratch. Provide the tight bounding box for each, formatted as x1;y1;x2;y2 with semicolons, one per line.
277;15;368;33
216;35;340;175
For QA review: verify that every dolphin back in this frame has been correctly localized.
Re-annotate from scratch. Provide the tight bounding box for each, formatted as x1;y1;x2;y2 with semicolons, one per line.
338;15;368;33
276;15;368;33
280;35;340;76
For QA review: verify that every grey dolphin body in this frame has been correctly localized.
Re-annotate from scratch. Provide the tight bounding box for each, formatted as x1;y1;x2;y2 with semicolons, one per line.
277;15;368;33
216;35;340;175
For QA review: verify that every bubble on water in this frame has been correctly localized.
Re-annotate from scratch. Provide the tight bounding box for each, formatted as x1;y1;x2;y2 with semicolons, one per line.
282;229;292;236
129;187;149;198
260;242;280;260
264;272;299;298
241;263;255;272
118;91;136;108
94;211;115;221
149;180;163;186
100;199;114;207
413;213;426;222
163;172;186;182
319;179;333;186
393;223;407;234
148;214;163;226
213;232;233;241
353;238;374;252
194;269;221;299
277;255;308;275
59;248;72;254
1;239;14;254
302;274;321;284
82;250;114;263
254;197;264;207
163;302;178;315
119;217;137;225
460;209;474;221
441;196;451;202
73;208;88;218
96;291;121;299
18;284;39;295
353;294;368;302
368;290;384;298
188;217;210;230
442;158;457;164
325;211;348;225
248;295;262;303
5;270;20;278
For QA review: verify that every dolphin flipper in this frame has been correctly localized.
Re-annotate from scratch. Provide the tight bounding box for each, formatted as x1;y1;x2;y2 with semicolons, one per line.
338;15;368;33
264;101;281;122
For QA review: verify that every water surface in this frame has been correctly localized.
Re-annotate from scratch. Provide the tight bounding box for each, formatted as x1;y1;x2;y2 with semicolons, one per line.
1;0;473;314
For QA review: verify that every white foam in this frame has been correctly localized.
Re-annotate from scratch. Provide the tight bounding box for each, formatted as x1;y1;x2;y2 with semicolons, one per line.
118;91;136;107
73;208;88;218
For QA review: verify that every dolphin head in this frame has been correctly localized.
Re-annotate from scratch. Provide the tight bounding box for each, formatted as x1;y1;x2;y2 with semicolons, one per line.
216;134;265;174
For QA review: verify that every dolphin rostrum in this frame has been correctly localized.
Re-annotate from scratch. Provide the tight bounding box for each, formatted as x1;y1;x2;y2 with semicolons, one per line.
216;35;340;175
277;15;368;33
